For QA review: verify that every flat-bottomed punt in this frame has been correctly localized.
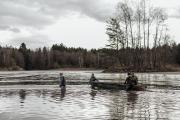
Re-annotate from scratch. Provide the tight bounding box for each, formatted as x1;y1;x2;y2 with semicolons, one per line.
91;81;145;91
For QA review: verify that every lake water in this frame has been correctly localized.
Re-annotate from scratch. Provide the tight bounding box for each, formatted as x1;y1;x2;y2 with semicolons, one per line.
0;70;180;120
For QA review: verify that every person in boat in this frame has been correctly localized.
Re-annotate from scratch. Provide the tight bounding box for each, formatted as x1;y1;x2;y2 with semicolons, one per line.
124;72;138;90
59;73;66;88
131;72;138;85
89;73;98;84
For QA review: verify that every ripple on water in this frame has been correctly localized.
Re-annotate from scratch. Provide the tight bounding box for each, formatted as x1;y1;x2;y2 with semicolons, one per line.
0;85;180;120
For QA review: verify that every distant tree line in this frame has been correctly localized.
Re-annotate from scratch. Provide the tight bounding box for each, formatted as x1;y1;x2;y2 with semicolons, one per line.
0;42;180;71
105;0;180;72
0;43;116;70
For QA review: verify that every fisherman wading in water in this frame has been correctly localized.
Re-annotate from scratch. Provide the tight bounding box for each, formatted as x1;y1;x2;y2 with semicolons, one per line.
59;73;66;89
89;73;98;89
89;73;98;83
124;72;138;91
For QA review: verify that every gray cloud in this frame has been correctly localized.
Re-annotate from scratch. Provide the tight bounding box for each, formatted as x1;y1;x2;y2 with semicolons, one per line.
7;34;51;49
167;7;180;19
169;15;180;19
0;25;20;33
1;0;180;31
2;0;180;49
0;0;115;49
0;0;115;32
36;0;115;21
0;0;55;29
9;28;21;33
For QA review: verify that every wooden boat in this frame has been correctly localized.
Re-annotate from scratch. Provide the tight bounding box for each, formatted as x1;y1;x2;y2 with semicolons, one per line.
90;81;146;91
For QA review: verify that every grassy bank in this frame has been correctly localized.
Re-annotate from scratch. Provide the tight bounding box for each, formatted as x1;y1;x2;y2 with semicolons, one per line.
103;64;180;73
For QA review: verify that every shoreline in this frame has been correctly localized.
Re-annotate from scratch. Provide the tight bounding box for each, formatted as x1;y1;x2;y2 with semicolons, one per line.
0;67;180;74
103;65;180;73
0;67;103;72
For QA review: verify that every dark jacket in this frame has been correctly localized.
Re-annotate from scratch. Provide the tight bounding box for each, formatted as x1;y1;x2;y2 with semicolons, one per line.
125;75;138;85
59;76;66;87
89;76;98;84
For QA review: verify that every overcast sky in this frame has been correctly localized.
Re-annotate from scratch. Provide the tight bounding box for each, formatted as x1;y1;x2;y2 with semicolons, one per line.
0;0;180;49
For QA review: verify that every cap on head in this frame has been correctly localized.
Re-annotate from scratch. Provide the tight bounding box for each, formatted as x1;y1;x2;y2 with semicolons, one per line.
128;72;131;76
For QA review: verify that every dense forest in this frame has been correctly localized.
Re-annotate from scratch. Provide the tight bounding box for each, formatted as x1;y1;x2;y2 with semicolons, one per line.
0;0;180;72
0;42;180;72
0;43;103;70
104;0;180;72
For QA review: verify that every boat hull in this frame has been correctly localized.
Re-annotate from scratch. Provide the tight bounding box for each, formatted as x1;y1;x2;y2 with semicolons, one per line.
91;82;145;91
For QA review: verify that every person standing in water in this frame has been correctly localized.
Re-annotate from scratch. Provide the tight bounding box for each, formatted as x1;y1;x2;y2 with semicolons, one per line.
124;72;138;90
59;73;66;88
89;73;98;84
89;73;98;89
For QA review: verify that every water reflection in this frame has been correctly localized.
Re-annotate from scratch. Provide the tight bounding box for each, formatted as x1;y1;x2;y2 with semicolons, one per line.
108;90;162;120
60;87;66;99
19;89;26;108
109;91;126;120
0;85;180;120
127;92;138;105
126;92;141;120
89;90;97;100
19;89;26;101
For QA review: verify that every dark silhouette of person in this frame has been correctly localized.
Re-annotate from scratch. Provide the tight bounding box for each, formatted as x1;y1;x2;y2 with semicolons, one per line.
124;72;138;90
59;73;66;88
89;73;98;89
89;73;98;83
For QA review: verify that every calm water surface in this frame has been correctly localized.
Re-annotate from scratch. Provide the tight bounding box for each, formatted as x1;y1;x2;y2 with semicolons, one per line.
0;70;180;120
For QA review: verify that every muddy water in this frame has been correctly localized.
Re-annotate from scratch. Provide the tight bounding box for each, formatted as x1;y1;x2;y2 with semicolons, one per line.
0;70;180;120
